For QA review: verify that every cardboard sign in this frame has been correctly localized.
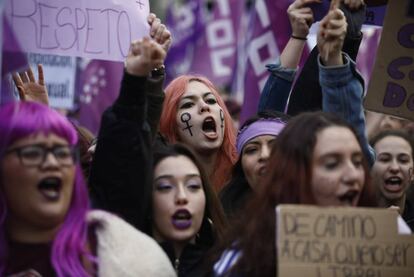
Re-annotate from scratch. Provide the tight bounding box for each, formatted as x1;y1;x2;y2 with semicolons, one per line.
364;0;414;121
3;0;150;61
277;205;414;277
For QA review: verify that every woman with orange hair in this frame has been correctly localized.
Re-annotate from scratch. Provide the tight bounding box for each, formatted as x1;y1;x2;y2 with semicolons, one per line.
159;76;237;191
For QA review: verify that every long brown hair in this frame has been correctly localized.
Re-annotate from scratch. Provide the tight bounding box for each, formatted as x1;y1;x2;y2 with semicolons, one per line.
152;143;228;244
210;112;376;277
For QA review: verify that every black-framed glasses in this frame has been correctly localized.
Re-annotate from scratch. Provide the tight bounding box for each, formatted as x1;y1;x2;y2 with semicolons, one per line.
5;144;78;167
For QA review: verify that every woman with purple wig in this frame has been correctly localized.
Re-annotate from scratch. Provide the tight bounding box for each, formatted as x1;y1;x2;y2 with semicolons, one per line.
0;101;175;276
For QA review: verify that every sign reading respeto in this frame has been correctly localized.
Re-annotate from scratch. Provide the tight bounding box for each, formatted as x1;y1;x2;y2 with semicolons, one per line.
3;0;150;62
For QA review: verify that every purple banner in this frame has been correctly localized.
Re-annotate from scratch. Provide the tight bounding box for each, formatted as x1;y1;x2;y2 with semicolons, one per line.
165;0;243;87
164;0;203;84
356;27;382;89
77;59;123;134
236;0;298;123
190;0;242;86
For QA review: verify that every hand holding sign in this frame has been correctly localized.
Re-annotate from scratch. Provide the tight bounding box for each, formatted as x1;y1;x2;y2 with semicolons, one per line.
125;37;166;77
12;64;49;106
288;0;322;39
317;1;347;66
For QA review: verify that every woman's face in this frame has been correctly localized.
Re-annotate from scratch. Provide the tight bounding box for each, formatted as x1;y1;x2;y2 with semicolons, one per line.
241;135;276;192
152;155;206;244
311;126;365;207
1;133;76;234
371;136;413;202
176;81;225;153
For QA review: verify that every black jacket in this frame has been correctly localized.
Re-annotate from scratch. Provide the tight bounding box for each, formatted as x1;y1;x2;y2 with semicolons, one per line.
161;241;211;277
89;72;153;233
88;71;217;276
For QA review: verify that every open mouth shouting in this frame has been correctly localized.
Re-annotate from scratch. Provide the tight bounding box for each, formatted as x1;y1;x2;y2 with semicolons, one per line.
38;177;62;201
384;176;403;193
202;117;218;140
257;165;267;177
172;209;192;230
338;189;360;206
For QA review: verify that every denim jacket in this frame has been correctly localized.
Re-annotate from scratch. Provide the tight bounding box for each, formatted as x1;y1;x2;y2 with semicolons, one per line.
318;53;375;167
258;58;296;113
258;54;375;166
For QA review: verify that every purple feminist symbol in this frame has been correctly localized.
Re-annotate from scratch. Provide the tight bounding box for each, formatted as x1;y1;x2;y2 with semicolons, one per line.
181;112;193;136
220;109;224;129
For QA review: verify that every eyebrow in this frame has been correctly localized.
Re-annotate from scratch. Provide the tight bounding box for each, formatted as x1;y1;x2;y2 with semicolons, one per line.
378;151;410;156
377;152;392;157
181;92;214;101
154;173;201;182
318;151;363;160
245;138;276;146
244;141;260;146
12;143;69;149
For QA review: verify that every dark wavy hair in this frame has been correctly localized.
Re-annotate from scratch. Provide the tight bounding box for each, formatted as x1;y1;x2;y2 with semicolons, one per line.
209;112;377;277
152;143;228;245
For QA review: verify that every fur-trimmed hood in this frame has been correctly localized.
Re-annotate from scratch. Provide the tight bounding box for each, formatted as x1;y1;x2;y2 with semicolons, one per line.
87;210;176;276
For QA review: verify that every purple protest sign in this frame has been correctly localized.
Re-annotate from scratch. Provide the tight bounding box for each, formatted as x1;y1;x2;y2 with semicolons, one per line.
3;0;150;62
77;59;123;134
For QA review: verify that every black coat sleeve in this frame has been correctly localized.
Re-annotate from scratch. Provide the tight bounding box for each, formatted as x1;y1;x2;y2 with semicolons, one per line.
146;73;165;143
89;71;152;233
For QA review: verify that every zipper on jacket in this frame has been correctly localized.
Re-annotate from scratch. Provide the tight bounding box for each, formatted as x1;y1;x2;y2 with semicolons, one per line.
174;258;180;273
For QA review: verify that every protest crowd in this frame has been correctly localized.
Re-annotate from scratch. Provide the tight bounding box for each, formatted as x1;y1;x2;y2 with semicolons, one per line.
1;0;414;276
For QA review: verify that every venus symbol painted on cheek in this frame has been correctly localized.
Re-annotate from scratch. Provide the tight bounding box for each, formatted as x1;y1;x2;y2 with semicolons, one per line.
181;112;193;136
220;109;224;130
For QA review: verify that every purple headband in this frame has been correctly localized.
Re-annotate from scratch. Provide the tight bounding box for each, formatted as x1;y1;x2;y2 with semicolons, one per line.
236;118;286;154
